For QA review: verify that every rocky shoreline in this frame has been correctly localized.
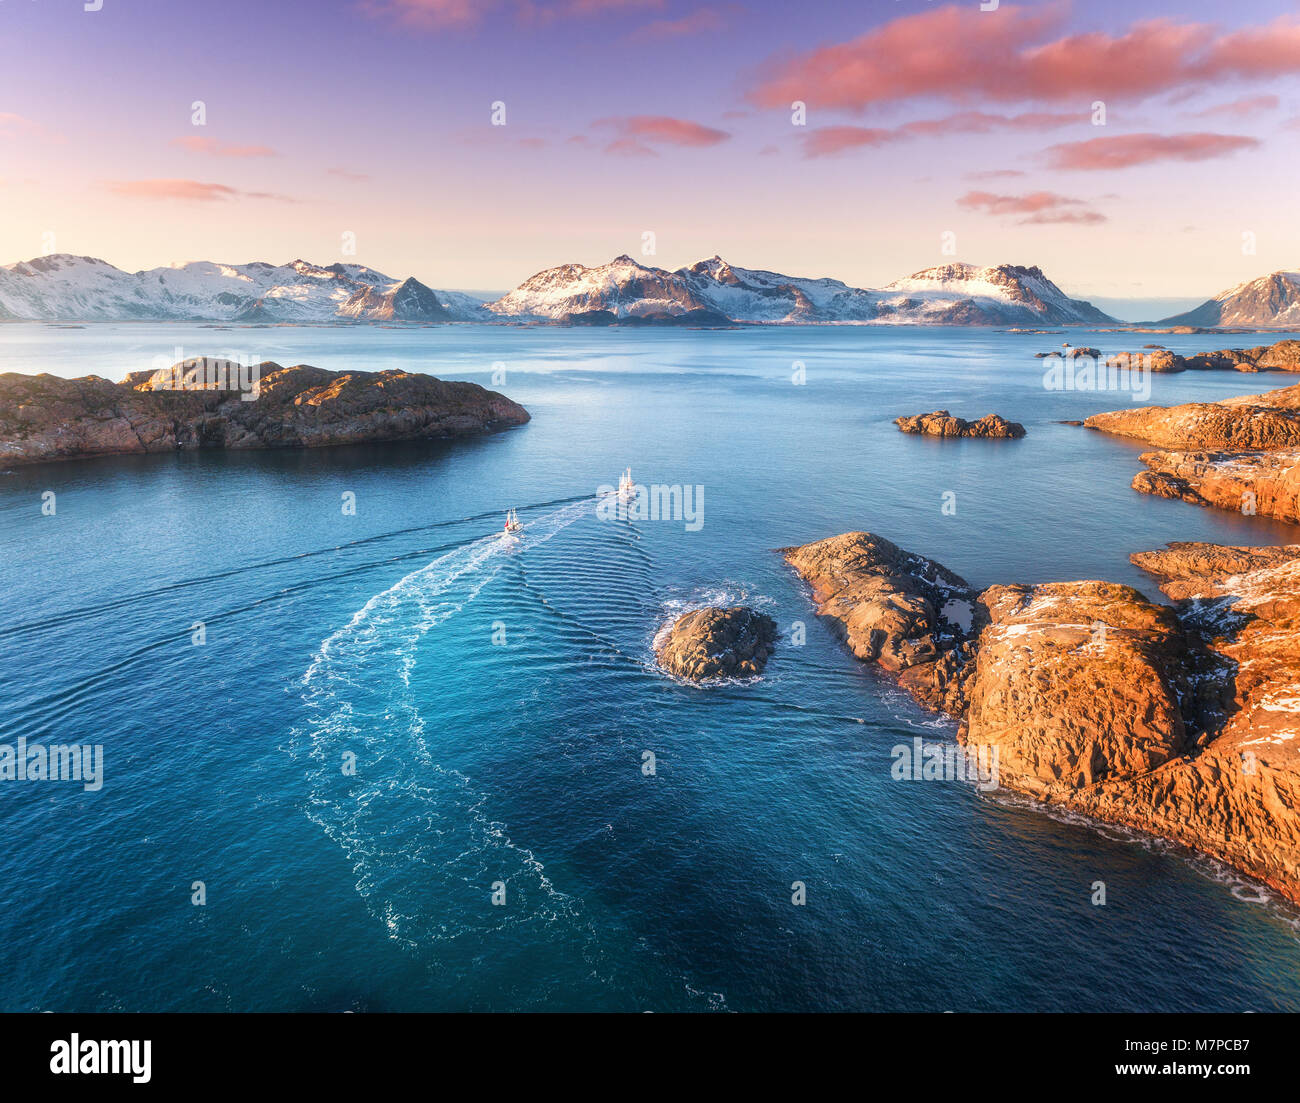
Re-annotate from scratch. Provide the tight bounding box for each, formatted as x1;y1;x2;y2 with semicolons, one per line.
0;358;529;467
782;531;1300;903
1085;378;1300;524
1103;339;1300;374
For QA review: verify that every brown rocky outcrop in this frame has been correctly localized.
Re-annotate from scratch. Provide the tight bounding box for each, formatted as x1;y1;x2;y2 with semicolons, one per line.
893;410;1026;439
1069;543;1300;901
782;529;1300;903
0;359;529;466
655;606;778;681
1085;381;1300;523
1131;450;1300;523
964;581;1189;795
780;532;978;713
1103;338;1300;376
1035;346;1100;359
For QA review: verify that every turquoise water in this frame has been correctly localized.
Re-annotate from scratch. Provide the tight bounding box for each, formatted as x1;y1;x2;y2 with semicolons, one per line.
3;322;1300;1012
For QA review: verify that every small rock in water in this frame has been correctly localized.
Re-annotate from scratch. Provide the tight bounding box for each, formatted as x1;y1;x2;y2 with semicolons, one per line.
655;606;778;681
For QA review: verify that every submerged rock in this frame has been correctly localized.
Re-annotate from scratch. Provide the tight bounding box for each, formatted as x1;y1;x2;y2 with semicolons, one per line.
893;410;1026;439
0;359;530;467
655;606;778;681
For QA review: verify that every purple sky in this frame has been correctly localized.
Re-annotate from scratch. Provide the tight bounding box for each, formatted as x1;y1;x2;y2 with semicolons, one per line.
1;0;1297;298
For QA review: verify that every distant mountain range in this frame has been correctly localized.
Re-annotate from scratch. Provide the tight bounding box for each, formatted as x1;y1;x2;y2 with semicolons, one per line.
0;255;488;324
490;256;1115;326
2;253;1297;327
1160;269;1300;328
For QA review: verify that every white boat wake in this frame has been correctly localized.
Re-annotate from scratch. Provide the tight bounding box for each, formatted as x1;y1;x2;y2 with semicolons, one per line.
293;498;593;947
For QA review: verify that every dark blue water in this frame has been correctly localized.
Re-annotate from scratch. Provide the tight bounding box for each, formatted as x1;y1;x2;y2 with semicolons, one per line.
3;323;1300;1011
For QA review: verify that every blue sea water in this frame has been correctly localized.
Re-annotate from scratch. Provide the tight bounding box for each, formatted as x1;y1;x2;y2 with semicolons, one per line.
2;322;1300;1012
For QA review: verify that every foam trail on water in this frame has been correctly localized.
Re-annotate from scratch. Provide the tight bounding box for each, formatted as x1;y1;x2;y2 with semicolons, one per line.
294;499;593;949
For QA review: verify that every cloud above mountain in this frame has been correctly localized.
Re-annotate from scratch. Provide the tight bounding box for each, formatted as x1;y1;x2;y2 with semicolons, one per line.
958;190;1106;225
1045;132;1260;170
106;179;297;202
170;136;277;158
748;5;1300;110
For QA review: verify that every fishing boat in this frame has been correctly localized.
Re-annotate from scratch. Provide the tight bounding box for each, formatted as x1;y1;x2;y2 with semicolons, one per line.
501;509;522;536
616;467;636;500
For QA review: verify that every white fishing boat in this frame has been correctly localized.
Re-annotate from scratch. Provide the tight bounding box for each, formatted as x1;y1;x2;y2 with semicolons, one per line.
501;508;523;536
616;467;636;500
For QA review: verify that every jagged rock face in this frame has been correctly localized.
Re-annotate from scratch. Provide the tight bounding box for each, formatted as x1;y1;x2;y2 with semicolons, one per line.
655;606;778;681
964;581;1189;795
894;410;1026;439
782;529;1300;902
1131;450;1300;524
1086;374;1300;524
781;531;978;713
1085;386;1300;451
0;360;529;466
1161;270;1300;327
1071;543;1300;901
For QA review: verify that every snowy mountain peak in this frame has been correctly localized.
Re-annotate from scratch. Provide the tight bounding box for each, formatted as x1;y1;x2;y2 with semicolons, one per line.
0;251;1117;326
1160;268;1300;327
0;255;484;323
488;254;1113;325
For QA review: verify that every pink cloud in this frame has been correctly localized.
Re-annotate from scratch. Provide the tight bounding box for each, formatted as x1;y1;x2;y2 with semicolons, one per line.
966;169;1027;180
0;113;42;137
802;126;896;156
594;115;730;148
604;136;658;157
748;6;1300;110
958;190;1106;224
1185;94;1279;119
328;167;371;181
1045;131;1259;169
363;0;660;29
107;178;295;202
629;6;726;39
361;0;490;28
897;110;1084;138
801;110;1085;157
171;136;277;158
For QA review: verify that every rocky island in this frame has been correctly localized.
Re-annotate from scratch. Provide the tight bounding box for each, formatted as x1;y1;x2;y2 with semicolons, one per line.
1084;379;1300;524
894;410;1026;439
655;606;778;681
783;530;1300;903
1104;339;1300;375
0;358;530;467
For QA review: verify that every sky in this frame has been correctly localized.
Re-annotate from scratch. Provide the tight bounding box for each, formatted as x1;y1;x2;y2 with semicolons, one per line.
0;0;1298;303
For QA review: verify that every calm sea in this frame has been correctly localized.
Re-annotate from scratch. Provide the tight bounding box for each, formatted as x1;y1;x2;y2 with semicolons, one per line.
2;321;1299;1011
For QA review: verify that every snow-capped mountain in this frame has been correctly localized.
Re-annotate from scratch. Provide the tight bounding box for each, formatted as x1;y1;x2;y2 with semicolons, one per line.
876;262;1114;325
488;255;1115;325
1159;269;1300;327
0;252;1115;326
0;255;488;323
